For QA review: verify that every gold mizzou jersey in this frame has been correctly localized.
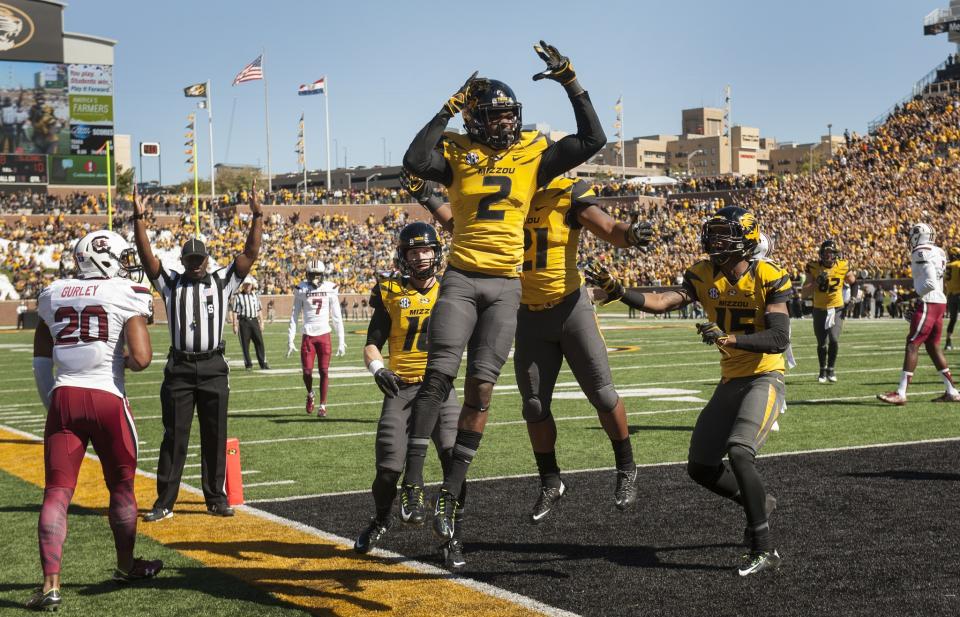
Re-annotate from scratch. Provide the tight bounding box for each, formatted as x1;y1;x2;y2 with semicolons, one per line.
370;276;440;383
442;130;549;277
683;259;793;379
805;259;849;309
945;260;960;295
521;177;597;305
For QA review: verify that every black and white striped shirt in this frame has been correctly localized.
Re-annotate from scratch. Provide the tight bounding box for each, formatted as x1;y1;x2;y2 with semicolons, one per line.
152;262;242;352
232;292;261;319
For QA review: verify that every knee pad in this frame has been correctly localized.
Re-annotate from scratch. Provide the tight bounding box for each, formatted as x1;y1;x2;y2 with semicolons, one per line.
687;460;722;486
522;396;551;423
463;378;493;412
375;468;401;487
727;444;755;470
417;370;453;406
587;387;619;414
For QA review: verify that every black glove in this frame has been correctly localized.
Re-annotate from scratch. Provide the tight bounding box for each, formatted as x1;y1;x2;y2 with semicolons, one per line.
584;261;624;304
400;169;429;201
443;70;479;116
696;322;729;346
532;40;577;84
374;368;402;398
626;220;654;250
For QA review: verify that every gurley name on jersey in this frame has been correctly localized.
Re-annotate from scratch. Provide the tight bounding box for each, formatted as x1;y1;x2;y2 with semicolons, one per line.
442;130;549;277
371;275;439;384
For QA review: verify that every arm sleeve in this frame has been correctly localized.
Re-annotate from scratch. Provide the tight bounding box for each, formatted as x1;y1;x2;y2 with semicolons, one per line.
681;270;701;302
729;311;791;354
330;288;345;342
287;289;300;347
402;111;454;186
420;194;446;215
564;181;599;229
764;271;793;305
365;286;391;349
536;92;606;186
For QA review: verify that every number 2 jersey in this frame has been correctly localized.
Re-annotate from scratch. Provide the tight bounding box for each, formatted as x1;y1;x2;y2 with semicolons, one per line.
37;277;153;398
288;280;344;345
520;177;597;305
804;259;849;309
442;130;550;277
367;275;440;383
683;259;793;379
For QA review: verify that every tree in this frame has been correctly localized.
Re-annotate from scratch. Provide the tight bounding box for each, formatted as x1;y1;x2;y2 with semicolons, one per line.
115;163;135;196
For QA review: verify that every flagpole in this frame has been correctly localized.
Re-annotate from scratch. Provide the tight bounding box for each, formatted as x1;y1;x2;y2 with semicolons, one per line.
620;95;625;181
262;49;272;193
193;137;200;236
206;79;216;200
301;114;307;197
324;78;331;192
105;139;113;231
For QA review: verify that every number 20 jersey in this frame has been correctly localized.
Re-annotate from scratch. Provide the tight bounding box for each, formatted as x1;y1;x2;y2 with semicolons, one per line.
683;259;793;379
369;276;440;383
442;130;549;277
38;277;153;398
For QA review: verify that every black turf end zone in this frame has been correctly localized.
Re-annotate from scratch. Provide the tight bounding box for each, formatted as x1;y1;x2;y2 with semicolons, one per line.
257;442;960;617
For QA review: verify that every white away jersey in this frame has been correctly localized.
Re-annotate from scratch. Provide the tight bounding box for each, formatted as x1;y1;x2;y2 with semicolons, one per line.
38;277;153;398
288;280;344;344
911;244;947;304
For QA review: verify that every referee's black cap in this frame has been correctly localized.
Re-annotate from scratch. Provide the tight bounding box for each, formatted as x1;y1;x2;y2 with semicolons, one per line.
181;238;207;258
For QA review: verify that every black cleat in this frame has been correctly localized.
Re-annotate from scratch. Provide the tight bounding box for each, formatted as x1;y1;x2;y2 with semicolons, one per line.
614;466;639;511
142;506;173;522
113;557;164;583
441;538;466;569
354;517;392;554
25;587;61;611
207;503;235;517
738;550;782;576
432;489;458;540
399;483;426;525
529;482;566;524
743;494;778;547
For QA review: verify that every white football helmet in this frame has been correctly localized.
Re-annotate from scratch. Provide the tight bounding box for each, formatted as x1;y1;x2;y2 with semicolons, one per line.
306;259;326;284
74;230;142;281
908;223;934;250
752;232;773;260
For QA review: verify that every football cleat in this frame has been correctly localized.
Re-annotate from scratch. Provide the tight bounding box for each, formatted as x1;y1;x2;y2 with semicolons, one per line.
931;391;960;403
826;368;837;383
317;403;327;418
142;506;173;522
305;392;315;415
743;494;778;547
817;369;828;384
113;558;164;583
432;489;458;540
945;342;954;351
399;484;426;525
441;538;466;569
529;482;566;524
737;550;781;577
25;587;61;611
877;392;907;406
614;466;639;511
354;517;392;554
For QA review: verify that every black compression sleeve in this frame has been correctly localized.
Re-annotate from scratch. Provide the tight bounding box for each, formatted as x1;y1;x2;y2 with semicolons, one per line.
402;111;454;186
620;288;647;310
730;311;791;354
365;305;391;348
420;195;444;214
536;91;606;186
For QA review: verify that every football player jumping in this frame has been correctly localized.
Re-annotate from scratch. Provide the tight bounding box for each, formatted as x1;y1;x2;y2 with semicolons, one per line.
354;222;467;569
29;231;163;611
288;260;346;417
401;41;605;540
802;240;856;383
877;223;960;404
588;207;790;576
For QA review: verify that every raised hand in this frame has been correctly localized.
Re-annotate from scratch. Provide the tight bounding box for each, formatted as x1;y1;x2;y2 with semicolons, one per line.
584;261;624;304
532;40;576;84
444;70;479;116
626;219;655;250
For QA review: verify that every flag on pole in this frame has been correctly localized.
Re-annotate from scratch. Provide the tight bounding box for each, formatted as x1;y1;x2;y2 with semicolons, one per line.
298;78;326;95
184;82;207;97
614;96;622;113
232;55;264;85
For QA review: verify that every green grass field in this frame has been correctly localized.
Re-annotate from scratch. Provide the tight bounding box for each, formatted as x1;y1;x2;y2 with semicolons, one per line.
1;313;958;614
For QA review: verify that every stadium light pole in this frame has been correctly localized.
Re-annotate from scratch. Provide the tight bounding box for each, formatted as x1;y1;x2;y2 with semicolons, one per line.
827;123;833;157
686;149;704;177
381;137;386;166
365;172;382;192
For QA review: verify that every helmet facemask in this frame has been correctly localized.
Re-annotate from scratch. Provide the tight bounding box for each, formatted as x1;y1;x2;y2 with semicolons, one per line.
462;79;523;150
701;220;751;265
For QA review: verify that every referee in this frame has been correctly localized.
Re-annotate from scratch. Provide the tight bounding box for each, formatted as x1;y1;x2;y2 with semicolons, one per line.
131;188;262;521
232;276;269;370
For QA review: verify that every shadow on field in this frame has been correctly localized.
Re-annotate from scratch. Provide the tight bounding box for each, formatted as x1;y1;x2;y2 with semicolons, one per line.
0;439;41;445
0;503;103;516
585;425;692;434
846;470;960;481
268;417;377;425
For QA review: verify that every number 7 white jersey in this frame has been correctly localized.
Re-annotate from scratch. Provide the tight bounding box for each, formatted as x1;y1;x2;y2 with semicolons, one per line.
38;277;154;398
288;280;344;346
911;244;947;304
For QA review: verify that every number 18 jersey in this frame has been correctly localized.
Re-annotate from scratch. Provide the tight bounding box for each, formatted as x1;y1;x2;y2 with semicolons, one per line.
369;275;440;383
37;277;153;398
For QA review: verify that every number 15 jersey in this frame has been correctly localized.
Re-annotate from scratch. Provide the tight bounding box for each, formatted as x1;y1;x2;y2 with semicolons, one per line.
38;277;153;398
369;275;440;383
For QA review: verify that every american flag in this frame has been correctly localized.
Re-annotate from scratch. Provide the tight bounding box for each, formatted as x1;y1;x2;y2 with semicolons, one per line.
232;55;263;85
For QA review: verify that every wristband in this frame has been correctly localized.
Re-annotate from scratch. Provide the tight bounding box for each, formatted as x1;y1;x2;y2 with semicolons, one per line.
132;212;144;221
368;359;385;375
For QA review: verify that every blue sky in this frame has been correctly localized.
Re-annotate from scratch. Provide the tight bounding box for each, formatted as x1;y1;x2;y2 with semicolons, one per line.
67;0;953;184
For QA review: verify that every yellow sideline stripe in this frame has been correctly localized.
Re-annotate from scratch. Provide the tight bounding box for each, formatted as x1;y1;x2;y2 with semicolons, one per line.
0;427;550;616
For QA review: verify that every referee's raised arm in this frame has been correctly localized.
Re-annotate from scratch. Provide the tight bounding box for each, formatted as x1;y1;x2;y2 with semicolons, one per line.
131;190;161;281
233;180;264;279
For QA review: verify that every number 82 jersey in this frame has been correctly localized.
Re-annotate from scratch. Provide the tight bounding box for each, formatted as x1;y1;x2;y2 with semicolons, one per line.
368;275;440;383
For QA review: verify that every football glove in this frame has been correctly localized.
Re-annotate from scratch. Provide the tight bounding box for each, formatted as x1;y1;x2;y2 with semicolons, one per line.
584;261;624;304
903;300;917;322
286;343;297;359
444;70;479;116
336;341;347;357
626;220;655;250
374;368;402;399
532;40;577;84
816;271;829;288
696;322;729;346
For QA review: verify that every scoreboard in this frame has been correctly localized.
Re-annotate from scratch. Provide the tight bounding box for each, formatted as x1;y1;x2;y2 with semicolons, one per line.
0;155;48;185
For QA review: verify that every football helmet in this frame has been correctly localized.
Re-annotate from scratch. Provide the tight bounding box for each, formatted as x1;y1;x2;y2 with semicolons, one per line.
74;230;142;281
700;206;760;265
306;260;326;285
753;232;773;260
819;239;840;267
462;78;522;150
950;246;960;261
396;222;443;280
908;223;934;250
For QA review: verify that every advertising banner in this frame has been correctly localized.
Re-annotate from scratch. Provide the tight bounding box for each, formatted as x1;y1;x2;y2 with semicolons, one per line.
68;94;112;124
49;154;109;185
69;123;113;155
68;64;113;95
